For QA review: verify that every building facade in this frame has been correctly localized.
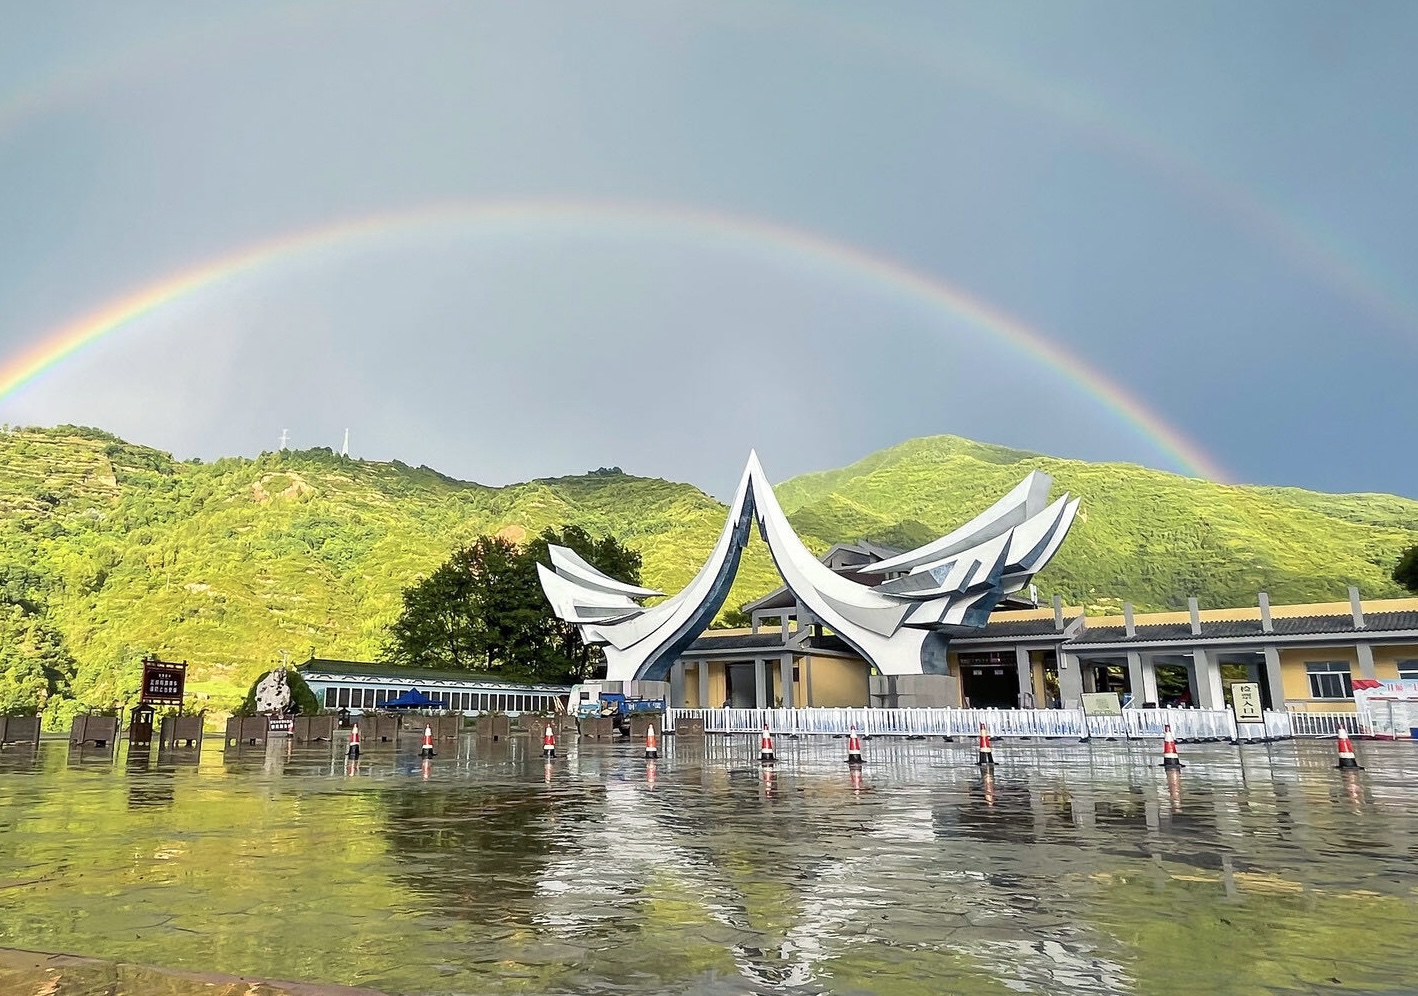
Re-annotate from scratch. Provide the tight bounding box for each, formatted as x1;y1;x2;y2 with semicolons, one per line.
297;659;571;716
670;593;1418;715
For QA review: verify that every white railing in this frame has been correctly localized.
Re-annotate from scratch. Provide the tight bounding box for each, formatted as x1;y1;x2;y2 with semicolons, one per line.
1286;711;1361;738
668;707;1262;741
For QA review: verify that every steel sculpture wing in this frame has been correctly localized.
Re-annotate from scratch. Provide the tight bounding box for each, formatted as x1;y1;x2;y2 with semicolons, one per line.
538;451;1078;681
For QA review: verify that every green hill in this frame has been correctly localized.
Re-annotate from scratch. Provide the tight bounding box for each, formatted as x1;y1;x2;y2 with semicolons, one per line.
0;426;1412;725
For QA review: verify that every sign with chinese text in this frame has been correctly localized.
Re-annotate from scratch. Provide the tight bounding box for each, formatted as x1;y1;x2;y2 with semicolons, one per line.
1081;692;1122;716
1230;681;1264;723
141;659;187;705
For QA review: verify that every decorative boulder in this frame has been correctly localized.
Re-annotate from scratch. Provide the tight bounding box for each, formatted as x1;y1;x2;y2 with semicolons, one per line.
254;668;293;716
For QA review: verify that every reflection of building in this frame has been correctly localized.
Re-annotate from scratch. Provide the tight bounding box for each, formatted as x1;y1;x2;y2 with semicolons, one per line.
671;587;1418;714
297;659;570;716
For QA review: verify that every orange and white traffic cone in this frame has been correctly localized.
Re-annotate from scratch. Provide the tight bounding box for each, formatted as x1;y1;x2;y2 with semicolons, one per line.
846;725;864;766
977;723;995;767
1161;724;1183;769
645;724;659;760
347;723;361;759
420;724;436;759
543;725;556;759
1335;727;1362;769
760;724;776;764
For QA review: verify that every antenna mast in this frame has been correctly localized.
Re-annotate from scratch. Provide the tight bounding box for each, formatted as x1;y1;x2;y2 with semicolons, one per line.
279;429;289;450
341;428;350;457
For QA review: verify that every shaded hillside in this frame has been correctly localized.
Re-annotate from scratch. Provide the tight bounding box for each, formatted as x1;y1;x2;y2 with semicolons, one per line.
1;426;1413;723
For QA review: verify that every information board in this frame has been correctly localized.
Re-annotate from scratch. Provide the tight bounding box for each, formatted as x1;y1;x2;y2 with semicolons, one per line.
140;659;187;705
1081;692;1121;716
1230;681;1264;723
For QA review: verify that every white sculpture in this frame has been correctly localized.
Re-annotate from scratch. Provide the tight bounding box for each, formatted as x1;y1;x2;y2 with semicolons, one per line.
538;452;1078;681
254;668;293;715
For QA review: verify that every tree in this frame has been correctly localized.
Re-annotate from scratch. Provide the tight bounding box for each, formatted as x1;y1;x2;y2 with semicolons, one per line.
1395;545;1418;594
383;526;642;684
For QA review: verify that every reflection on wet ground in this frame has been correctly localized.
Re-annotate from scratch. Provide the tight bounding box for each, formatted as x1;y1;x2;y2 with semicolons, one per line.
0;735;1416;995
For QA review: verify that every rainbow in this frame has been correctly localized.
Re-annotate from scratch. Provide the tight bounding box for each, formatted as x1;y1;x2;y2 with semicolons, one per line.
0;198;1227;480
3;4;1409;355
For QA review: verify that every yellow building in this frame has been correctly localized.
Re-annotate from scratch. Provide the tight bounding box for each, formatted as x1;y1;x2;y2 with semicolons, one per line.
673;588;1418;715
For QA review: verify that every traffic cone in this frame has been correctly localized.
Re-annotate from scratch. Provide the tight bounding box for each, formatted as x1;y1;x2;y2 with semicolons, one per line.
420;724;436;759
543;725;556;759
846;725;864;766
759;724;776;764
347;723;361;759
645;724;659;759
1161;724;1183;769
976;723;995;767
1335;727;1362;769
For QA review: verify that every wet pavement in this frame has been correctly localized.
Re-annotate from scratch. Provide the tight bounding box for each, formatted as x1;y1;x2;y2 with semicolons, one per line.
0;734;1416;995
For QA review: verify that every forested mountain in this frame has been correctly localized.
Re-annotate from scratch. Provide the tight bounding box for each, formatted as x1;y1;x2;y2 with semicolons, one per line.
1;426;1412;724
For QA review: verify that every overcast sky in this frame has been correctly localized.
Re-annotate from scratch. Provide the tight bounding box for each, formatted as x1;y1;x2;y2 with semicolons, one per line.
1;1;1415;499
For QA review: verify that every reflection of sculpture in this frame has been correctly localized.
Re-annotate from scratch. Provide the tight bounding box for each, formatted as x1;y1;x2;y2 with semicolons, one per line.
539;452;1079;682
254;668;292;715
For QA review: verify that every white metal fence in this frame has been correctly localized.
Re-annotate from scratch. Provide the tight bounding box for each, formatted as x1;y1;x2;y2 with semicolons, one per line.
665;706;1362;741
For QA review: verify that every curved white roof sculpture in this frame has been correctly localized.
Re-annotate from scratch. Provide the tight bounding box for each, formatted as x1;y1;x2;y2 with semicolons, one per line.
538;452;1079;681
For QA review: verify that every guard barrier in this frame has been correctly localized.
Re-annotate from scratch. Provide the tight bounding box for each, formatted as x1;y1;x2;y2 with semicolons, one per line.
666;706;1329;742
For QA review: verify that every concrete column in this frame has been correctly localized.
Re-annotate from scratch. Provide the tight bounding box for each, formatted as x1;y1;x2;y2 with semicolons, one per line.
1059;652;1085;708
755;660;767;709
1357;642;1377;680
1263;646;1285;711
698;661;709;709
1126;651;1158;706
1193;648;1224;709
804;656;814;706
779;654;793;708
670;661;686;708
1015;645;1034;707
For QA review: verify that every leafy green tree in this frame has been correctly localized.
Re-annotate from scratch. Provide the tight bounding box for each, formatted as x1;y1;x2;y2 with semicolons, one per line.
1395;545;1418;594
382;526;641;683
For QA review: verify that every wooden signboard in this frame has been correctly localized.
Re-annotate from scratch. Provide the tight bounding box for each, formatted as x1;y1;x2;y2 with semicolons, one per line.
140;658;187;705
1081;692;1122;716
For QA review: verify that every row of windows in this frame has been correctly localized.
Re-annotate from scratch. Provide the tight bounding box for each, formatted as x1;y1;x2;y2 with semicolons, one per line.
323;685;559;713
1306;659;1418;699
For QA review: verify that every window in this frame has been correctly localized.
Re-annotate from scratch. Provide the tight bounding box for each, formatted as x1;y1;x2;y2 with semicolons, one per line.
375;688;388;706
497;694;507;712
1307;662;1353;699
325;688;337;707
337;687;350;707
1398;660;1418;681
362;688;375;708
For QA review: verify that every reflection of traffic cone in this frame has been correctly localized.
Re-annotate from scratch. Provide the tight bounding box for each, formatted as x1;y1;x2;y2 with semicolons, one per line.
981;769;996;806
1166;767;1182;811
1335;727;1362;769
645;724;659;759
646;760;657;788
1342;769;1362;803
544;760;554;784
543;725;556;759
846;726;864;766
850;765;863;795
977;723;995;767
420;724;436;759
347;724;361;759
762;764;775;795
1160;725;1183;769
759;724;775;764
421;757;431;781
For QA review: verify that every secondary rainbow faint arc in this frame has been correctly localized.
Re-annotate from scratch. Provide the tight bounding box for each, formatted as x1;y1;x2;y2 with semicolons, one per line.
0;198;1227;480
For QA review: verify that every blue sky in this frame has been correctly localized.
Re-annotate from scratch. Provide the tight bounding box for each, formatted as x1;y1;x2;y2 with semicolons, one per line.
0;1;1414;498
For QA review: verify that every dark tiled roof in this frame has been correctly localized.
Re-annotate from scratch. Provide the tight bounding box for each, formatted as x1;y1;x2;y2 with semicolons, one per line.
1072;611;1418;647
975;618;1069;638
686;632;857;655
296;658;569;689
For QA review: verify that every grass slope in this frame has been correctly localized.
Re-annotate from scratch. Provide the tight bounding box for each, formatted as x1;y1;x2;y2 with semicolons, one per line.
0;427;1412;721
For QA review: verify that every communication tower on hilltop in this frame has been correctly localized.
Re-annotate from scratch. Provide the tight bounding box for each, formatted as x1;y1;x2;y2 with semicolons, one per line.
341;428;350;457
279;429;289;450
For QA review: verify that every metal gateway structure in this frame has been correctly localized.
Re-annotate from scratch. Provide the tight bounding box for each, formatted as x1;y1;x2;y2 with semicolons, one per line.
538;452;1079;683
